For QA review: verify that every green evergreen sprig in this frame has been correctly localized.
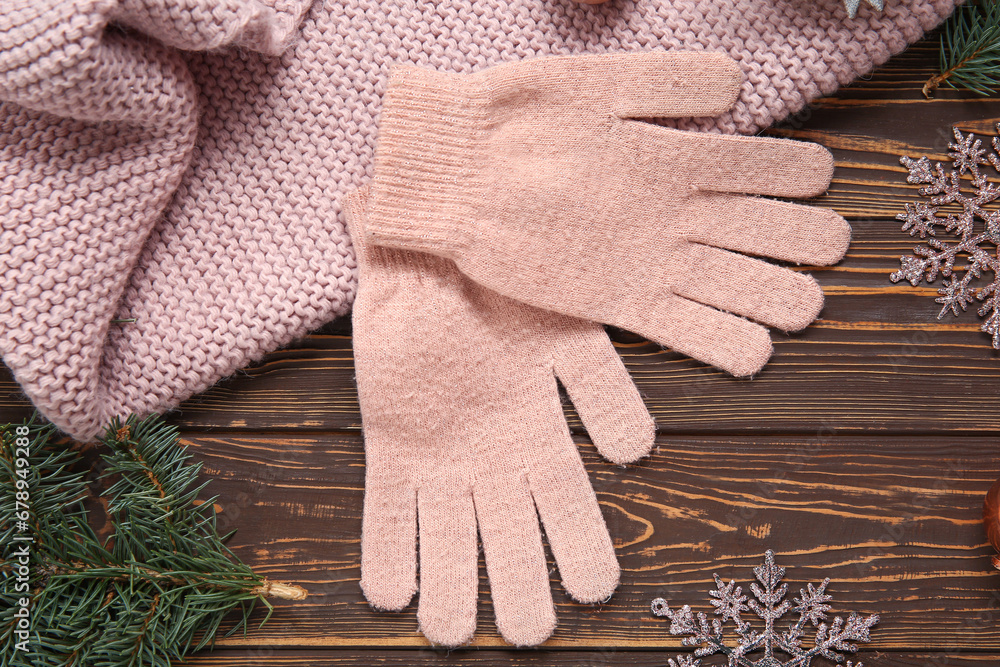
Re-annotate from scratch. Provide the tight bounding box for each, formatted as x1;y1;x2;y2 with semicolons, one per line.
1;414;306;667
925;0;1000;97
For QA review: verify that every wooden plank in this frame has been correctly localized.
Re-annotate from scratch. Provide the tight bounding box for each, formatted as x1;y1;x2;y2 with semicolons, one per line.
769;40;1000;219
179;649;1000;666
171;433;1000;651
782;102;1000;219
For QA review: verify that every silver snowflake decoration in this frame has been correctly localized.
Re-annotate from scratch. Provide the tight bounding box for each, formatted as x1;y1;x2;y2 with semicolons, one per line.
890;124;1000;348
651;550;879;667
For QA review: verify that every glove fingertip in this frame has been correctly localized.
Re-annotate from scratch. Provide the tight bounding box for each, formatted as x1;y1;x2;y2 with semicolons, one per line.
723;330;773;378
787;143;836;199
613;50;742;119
700;52;743;116
496;608;557;647
563;558;620;605
360;577;416;612
419;610;477;647
596;413;655;466
773;274;825;333
811;211;853;267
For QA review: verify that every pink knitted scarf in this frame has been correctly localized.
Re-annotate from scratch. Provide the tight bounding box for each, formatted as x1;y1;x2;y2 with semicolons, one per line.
0;0;959;440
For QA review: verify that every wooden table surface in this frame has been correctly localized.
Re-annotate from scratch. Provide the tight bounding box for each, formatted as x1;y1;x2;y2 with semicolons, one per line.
4;28;1000;667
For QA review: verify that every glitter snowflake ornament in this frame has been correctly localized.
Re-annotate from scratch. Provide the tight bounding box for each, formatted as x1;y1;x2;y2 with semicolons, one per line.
651;550;879;667
890;124;1000;348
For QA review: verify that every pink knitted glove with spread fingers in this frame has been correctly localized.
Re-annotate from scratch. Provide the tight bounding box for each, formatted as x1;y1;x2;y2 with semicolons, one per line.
367;51;852;377
346;187;654;647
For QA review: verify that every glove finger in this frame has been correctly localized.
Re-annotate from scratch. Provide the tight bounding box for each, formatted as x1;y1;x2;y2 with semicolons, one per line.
624;123;834;199
417;486;478;647
474;478;556;646
549;319;654;465
608;51;742;119
360;469;417;612
529;424;620;604
682;192;851;266
676;244;825;332
483;51;741;119
629;295;773;377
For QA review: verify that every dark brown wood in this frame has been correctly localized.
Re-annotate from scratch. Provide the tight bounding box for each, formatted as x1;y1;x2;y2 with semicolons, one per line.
5;25;1000;667
175;433;1000;651
179;651;1000;666
985;477;1000;569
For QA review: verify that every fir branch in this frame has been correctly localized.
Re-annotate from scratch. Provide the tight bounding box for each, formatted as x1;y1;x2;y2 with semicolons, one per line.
925;0;1000;97
1;414;307;667
0;417;88;547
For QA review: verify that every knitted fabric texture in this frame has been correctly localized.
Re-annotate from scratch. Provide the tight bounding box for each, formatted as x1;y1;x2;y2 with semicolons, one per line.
1;0;958;440
347;187;654;647
367;51;852;377
0;0;323;441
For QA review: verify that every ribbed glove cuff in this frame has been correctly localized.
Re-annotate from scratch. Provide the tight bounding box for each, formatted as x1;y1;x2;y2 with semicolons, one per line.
368;65;491;257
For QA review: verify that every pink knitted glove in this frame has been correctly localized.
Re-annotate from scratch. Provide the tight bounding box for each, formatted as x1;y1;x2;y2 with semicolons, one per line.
367;52;852;377
347;187;654;647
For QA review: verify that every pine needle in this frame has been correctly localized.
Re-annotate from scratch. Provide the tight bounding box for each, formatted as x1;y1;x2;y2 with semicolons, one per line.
0;414;307;667
925;0;1000;97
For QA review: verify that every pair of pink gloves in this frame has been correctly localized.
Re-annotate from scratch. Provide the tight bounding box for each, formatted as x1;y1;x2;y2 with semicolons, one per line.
349;51;851;646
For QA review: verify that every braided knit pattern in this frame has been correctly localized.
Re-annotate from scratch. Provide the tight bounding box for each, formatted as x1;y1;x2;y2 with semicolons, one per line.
109;0;301;54
1;0;959;440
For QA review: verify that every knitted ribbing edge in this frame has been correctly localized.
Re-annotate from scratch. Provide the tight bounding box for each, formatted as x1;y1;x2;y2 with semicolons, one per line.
1;0;960;440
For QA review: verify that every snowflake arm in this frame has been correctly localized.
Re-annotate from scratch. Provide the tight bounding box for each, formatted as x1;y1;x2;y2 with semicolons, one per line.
896;202;939;238
667;656;700;667
652;551;879;667
651;599;733;662
936;277;977;316
710;574;748;624
978;270;1000;347
781;577;833;649
949;126;987;177
893;124;1000;348
813;612;881;662
748;550;792;644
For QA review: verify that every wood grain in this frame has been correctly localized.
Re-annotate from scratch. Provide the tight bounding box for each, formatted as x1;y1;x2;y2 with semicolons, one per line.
173;433;1000;651
181;651;1000;666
